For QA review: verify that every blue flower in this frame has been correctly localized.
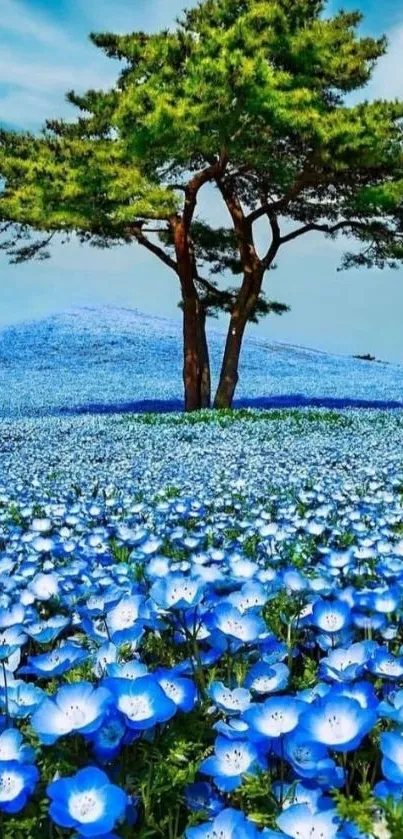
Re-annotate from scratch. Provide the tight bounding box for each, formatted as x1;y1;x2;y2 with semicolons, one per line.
105;595;149;644
87;710;128;761
7;681;45;718
276;804;340;839
368;648;403;680
31;682;112;745
186;807;262;838
29;572;59;601
329;681;378;711
378;688;403;723
26;615;70;644
199;735;262;792
106;660;148;680
319;642;375;682
0;729;35;763
380;731;403;783
0;761;39;813
272;781;325;812
155;669;197;712
245;662;289;695
106;675;177;729
0;627;26;662
312;599;351;634
150;574;203;610
23;642;88;678
207;603;266;650
374;779;403;801
369;586;400;614
0;604;25;630
208;682;251;714
47;766;127;837
299;694;376;752
184;781;224;816
243;697;304;741
213;717;250;740
282;730;333;780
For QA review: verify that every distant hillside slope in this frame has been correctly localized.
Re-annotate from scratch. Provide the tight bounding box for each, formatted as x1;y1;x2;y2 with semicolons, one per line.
0;306;402;417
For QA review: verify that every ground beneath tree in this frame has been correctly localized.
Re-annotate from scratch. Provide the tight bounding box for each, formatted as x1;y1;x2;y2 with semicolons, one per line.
0;305;402;417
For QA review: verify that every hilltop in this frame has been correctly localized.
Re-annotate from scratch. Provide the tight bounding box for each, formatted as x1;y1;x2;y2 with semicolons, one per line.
0;305;402;417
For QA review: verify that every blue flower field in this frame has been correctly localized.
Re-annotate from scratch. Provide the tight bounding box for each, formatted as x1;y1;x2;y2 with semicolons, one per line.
0;309;403;837
1;306;403;417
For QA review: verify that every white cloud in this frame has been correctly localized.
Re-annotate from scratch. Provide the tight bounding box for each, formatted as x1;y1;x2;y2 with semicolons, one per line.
0;1;118;128
0;48;115;95
1;0;72;47
0;89;62;129
367;24;403;100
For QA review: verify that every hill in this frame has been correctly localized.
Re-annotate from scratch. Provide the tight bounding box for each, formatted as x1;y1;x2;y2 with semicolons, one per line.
0;305;402;417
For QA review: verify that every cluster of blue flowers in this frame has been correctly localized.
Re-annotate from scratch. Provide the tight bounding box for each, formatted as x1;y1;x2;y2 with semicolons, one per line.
0;408;403;837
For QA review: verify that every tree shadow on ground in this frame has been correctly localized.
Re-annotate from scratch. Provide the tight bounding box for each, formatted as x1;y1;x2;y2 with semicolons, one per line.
52;394;403;416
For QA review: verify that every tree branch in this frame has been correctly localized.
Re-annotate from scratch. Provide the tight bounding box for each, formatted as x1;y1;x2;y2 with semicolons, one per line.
279;219;375;244
183;147;229;230
126;223;231;303
262;213;281;268
246;152;321;225
127;224;178;272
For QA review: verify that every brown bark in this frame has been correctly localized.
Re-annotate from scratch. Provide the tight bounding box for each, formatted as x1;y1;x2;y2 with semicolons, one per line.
173;219;211;411
213;268;263;409
213;178;280;410
134;154;229;411
182;295;206;411
198;303;211;409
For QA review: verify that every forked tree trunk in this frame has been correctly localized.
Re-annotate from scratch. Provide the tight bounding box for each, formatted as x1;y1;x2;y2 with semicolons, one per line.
213;268;264;409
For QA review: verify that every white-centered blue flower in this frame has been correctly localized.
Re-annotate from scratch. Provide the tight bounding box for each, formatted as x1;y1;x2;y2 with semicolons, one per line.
208;682;251;714
0;729;35;764
150;573;203;610
299;694;376;752
106;674;177;729
199;736;262;792
186;806;262;838
312;598;351;633
277;803;340;839
243;697;304;740
245;662;289;695
47;766;127;836
0;761;39;814
31;682;112;744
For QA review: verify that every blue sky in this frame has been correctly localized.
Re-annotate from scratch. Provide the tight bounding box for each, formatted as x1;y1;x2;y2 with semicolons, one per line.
1;0;403;361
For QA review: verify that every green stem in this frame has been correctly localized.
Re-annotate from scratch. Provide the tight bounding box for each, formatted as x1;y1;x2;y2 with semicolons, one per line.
1;662;9;725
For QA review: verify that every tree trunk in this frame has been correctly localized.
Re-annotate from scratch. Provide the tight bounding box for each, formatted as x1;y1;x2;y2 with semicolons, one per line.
213;309;249;409
213;269;263;409
174;220;211;411
182;296;205;411
198;304;211;409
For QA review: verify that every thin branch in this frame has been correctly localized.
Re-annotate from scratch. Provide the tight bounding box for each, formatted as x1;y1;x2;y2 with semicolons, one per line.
194;273;230;302
127;224;178;272
262;213;281;269
279;219;374;244
126;223;230;302
141;227;167;233
246;152;321;225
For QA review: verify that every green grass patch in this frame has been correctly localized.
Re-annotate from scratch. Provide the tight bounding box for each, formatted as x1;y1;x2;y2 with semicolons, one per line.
121;407;354;428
